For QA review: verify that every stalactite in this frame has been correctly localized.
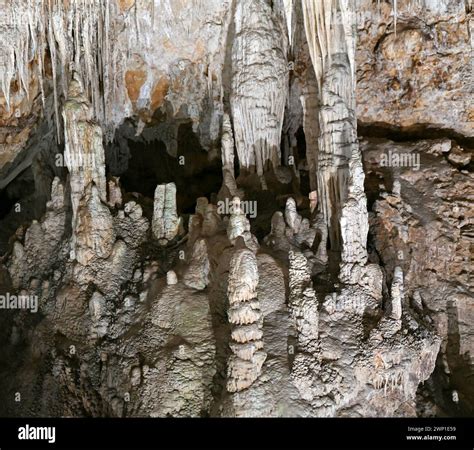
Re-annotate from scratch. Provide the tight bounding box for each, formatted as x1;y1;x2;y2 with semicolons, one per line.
302;0;359;251
302;0;370;267
283;0;294;46
1;0;130;142
230;0;288;177
300;76;319;192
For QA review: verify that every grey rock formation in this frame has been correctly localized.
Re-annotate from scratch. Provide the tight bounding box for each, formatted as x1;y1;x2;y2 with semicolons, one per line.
62;75;108;261
219;113;242;201
152;183;182;244
227;247;267;393
227;197;259;252
288;251;319;352
183;239;210;290
302;0;359;251
75;184;116;266
107;177;123;209
231;0;288;176
8;177;67;289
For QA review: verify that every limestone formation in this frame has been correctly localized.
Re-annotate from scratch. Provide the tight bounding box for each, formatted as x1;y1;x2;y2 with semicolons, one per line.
231;0;288;176
263;211;291;253
62;75;107;212
183;239;210;290
7;177;67;289
74;184;116;266
219;113;242;200
285;198;302;233
227;197;259;252
166;271;178;286
302;0;367;259
389;267;404;321
309;191;318;214
152;183;182;244
288;251;319;351
62;74;108;261
107;177;123;209
265;198;316;252
89;291;109;339
202;204;222;238
227;248;266;393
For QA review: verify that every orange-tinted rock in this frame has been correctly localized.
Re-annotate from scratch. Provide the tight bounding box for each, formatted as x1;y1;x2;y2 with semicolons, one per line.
117;0;135;13
125;69;147;105
150;76;170;111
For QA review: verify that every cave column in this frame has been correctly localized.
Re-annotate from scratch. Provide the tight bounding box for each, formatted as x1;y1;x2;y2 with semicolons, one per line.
302;0;367;260
62;73;108;261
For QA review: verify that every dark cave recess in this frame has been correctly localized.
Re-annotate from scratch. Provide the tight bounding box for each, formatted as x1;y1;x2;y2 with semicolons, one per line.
109;122;223;214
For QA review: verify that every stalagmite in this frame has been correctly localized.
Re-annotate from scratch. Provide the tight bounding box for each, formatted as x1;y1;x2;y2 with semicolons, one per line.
285;198;303;233
227;197;259;252
196;197;209;217
7;176;67;289
219;113;241;200
392;180;401;197
264;200;316;252
152;183;182;245
263;211;291;252
312;213;329;264
284;198;316;248
288;250;320;402
309;191;318;214
221;114;235;170
339;152;369;270
288;251;319;350
89;291;109;339
389;267;404;321
183;239;210;290
107;177;123;209
231;0;288;177
124;202;143;221
74;183;116;266
227;246;266;393
166;270;178;286
202;204;222;237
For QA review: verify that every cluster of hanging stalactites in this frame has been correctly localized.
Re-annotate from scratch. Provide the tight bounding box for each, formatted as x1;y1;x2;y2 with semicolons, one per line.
301;0;356;93
0;0;133;141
